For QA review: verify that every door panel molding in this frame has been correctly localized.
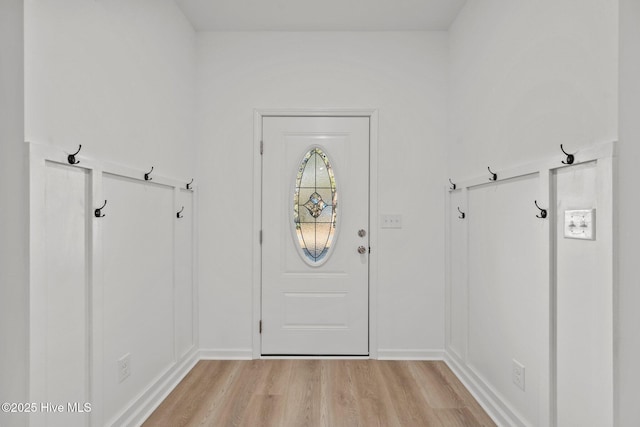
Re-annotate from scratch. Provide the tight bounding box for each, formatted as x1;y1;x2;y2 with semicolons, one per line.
252;109;379;358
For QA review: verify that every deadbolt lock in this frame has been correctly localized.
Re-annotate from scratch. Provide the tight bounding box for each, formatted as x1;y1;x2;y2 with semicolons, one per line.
358;229;366;237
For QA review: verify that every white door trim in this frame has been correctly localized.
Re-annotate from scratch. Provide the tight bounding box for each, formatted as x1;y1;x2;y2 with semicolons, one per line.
252;109;379;359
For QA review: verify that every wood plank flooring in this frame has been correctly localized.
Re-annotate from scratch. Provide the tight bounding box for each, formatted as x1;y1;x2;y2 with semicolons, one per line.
143;360;495;427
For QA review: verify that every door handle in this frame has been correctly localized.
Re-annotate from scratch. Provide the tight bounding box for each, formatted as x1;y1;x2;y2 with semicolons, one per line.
357;246;367;254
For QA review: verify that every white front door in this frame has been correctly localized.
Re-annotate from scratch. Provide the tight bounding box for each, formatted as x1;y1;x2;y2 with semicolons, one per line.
261;116;370;355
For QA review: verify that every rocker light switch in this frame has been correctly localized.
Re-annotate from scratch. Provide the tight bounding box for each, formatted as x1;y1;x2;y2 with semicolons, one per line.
564;209;595;240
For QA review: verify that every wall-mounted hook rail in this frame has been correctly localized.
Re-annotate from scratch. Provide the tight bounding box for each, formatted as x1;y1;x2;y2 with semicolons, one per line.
144;166;154;181
560;144;575;165
488;166;497;181
186;178;194;190
67;145;82;165
95;200;107;218
535;200;547;219
177;206;184;219
449;178;457;191
457;207;466;219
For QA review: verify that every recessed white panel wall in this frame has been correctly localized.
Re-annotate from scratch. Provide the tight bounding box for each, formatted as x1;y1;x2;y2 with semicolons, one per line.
447;189;467;359
30;146;198;426
42;163;89;427
0;2;28;427
102;175;175;423
555;161;613;427
445;147;615;426
175;189;195;359
196;31;448;356
467;175;545;425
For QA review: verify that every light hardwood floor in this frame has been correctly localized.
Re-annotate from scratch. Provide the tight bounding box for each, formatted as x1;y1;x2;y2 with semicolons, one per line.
143;360;495;427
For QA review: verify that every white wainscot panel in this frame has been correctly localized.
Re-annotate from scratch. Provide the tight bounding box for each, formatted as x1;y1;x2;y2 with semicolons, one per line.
555;161;613;427
467;174;545;426
101;173;175;423
43;162;90;427
175;189;194;359
448;190;467;360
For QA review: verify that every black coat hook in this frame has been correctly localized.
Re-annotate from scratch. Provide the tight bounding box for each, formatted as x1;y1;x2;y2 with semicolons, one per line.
186;178;194;190
560;144;575;165
488;166;497;181
449;178;457;191
457;207;466;219
535;200;547;219
67;145;82;165
144;166;154;181
95;200;107;218
177;206;184;219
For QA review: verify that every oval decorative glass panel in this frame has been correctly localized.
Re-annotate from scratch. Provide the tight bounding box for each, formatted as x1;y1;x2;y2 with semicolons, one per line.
293;147;337;265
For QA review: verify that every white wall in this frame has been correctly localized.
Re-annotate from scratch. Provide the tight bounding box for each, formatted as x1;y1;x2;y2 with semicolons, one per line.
448;1;618;425
25;0;197;179
448;0;617;179
24;0;198;424
0;2;28;427
618;0;640;425
196;32;448;356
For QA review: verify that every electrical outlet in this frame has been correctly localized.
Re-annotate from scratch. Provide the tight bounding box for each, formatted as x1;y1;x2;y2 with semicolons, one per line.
381;214;402;229
512;359;525;391
118;353;131;383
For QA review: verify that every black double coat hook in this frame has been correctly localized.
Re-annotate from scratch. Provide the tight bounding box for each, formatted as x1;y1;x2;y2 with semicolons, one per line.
457;207;466;219
144;166;154;181
560;144;575;165
488;167;497;181
535;200;547;219
95;200;107;218
68;145;82;165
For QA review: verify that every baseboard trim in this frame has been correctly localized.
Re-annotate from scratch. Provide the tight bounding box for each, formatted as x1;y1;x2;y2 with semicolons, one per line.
110;349;199;427
199;348;254;360
444;350;524;427
377;349;444;360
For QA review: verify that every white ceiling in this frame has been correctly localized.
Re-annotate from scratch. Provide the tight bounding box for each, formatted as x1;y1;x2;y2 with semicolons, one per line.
175;0;467;31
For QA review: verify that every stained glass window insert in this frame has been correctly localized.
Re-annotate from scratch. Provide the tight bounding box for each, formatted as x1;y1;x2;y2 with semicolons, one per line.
293;148;337;264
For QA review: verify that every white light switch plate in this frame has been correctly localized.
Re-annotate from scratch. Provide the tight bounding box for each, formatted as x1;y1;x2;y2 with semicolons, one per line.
381;214;402;229
564;209;595;240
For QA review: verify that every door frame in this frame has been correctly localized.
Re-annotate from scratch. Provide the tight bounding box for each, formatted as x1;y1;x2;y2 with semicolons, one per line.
252;109;379;359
